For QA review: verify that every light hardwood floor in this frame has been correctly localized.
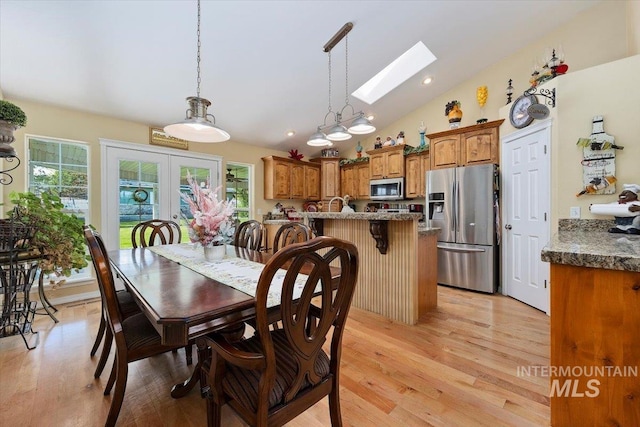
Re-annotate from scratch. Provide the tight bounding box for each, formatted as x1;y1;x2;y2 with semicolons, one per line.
0;286;550;426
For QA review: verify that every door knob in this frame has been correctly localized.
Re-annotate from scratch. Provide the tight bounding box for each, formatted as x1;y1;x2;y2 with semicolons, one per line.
505;224;512;230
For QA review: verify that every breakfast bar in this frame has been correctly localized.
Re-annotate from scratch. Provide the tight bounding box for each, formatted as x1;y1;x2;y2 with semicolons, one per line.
302;212;439;324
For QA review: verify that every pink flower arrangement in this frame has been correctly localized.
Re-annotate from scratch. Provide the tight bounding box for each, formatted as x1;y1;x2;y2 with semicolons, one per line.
180;172;236;247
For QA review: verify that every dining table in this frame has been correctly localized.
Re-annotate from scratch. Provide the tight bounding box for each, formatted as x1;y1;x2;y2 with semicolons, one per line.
107;242;339;398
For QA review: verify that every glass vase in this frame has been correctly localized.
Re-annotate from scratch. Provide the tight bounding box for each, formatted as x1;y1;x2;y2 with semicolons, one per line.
203;244;226;261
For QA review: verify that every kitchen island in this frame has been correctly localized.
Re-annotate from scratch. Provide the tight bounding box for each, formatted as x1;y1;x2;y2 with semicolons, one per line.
301;212;439;324
541;219;640;427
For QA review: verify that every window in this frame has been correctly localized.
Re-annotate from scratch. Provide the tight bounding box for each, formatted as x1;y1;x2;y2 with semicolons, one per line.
225;163;252;223
27;136;90;282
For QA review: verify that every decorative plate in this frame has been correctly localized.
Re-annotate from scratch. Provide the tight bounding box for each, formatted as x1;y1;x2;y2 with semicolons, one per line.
303;202;318;212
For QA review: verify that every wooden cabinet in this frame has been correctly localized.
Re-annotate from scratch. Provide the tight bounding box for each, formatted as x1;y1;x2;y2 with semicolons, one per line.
340;161;370;200
428;119;503;170
405;151;430;198
304;165;321;200
262;156;320;200
313;157;341;200
366;145;405;179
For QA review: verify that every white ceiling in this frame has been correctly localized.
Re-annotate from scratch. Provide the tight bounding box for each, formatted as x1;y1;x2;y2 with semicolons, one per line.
0;1;599;155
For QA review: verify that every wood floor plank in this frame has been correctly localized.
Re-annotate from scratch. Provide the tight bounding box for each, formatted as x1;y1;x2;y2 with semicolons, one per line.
0;286;550;426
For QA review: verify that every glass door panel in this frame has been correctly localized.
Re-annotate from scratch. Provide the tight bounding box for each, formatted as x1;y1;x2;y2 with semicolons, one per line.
102;144;220;250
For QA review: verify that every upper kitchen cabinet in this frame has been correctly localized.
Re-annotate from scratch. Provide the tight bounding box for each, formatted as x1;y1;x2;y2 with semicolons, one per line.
366;145;405;179
312;157;341;200
405;151;430;198
428;119;504;170
340;160;370;200
262;156;320;200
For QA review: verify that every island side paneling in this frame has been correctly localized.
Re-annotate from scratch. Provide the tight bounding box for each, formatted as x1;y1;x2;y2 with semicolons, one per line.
322;219;421;324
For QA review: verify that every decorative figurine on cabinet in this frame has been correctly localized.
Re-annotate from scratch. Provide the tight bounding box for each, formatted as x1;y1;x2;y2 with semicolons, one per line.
384;136;395;146
418;121;427;146
356;141;363;158
374;135;382;149
396;131;405;145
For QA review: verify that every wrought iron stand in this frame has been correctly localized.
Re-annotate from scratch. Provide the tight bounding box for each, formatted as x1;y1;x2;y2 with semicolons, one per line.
0;216;40;350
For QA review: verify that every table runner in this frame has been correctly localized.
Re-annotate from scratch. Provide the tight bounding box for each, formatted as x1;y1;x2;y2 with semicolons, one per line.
147;243;310;308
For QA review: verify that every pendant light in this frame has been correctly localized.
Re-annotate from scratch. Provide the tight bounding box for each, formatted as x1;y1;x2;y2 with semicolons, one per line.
308;22;375;146
164;0;230;143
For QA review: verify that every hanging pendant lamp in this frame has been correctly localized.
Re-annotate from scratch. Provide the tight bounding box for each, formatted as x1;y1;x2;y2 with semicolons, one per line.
164;0;230;143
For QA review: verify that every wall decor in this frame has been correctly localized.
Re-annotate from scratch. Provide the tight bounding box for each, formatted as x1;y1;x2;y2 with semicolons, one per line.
149;127;189;150
575;116;618;197
509;95;536;129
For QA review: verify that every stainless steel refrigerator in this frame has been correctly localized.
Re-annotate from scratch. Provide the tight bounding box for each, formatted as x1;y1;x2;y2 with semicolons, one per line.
426;164;498;293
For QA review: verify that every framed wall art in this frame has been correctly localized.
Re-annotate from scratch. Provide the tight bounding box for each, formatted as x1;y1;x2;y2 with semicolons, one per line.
149;128;189;150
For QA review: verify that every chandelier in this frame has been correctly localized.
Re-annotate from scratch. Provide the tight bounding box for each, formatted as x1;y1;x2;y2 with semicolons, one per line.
164;0;230;143
307;22;375;147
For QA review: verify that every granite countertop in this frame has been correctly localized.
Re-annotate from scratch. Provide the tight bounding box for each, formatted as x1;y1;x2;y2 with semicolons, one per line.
263;219;296;225
300;212;423;221
417;223;440;236
541;219;640;272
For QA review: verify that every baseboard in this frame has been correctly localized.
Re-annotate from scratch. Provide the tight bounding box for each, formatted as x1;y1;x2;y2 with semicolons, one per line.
34;290;101;308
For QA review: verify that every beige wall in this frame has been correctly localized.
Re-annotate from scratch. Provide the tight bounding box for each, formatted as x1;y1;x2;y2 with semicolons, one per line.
553;55;639;223
2;99;294;227
341;0;631;159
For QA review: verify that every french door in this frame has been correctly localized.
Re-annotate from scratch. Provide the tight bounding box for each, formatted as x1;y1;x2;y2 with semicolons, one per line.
100;140;221;249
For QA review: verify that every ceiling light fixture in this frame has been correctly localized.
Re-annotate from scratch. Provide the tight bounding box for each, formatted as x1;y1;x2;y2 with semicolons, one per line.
164;0;229;143
307;22;375;146
422;76;433;85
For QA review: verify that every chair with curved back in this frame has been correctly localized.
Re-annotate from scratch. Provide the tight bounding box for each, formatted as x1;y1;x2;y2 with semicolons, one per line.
131;219;194;364
233;220;263;251
131;219;182;248
199;236;359;427
272;222;312;253
84;226;184;427
91;218;189;377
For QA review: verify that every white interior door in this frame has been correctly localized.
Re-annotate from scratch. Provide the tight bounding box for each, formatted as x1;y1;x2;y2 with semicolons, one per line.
100;140;221;249
501;121;551;313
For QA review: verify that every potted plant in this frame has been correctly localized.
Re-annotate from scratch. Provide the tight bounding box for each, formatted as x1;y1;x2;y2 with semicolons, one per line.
8;190;89;287
0;100;27;157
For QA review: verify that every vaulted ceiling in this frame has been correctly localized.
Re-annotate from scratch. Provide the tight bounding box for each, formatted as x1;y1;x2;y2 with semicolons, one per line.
0;1;599;154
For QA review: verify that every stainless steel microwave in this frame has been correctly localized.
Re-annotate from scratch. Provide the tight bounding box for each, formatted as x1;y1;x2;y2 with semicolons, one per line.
370;178;404;201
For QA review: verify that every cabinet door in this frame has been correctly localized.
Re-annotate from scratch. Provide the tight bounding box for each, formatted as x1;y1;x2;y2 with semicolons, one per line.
273;161;291;199
304;165;320;200
461;127;498;166
430;135;460;170
356;163;370;199
369;153;385;180
386;150;405;178
321;159;341;199
405;155;421;198
419;153;430;197
290;164;305;199
340;165;356;200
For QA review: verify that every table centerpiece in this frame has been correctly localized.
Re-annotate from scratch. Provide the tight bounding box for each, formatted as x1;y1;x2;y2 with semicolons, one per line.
180;172;236;261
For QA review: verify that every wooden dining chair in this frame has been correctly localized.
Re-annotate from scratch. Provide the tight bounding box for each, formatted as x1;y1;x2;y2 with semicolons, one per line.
131;219;182;248
272;222;312;252
91;219;190;373
233;220;263;251
84;226;185;427
199;236;359;427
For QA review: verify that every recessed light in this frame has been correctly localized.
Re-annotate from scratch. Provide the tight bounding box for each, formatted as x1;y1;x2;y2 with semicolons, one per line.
422;76;433;85
366;114;375;121
286;130;296;137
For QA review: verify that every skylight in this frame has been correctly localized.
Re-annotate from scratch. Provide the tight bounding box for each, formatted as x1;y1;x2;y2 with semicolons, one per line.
352;41;437;105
